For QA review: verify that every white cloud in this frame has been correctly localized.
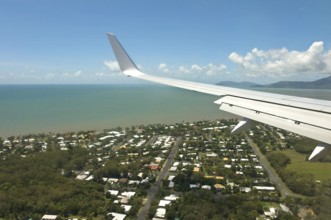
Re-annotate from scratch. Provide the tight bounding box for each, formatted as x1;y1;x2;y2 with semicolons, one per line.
0;61;126;83
158;63;170;73
104;60;120;72
178;65;190;74
176;63;226;76
191;64;203;72
228;53;243;64
156;62;227;81
73;70;82;77
229;41;331;77
205;63;227;76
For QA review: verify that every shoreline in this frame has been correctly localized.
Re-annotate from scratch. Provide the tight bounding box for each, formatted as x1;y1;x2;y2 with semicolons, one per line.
1;114;236;138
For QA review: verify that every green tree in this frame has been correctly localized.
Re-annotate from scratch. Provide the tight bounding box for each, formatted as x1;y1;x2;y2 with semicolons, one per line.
267;152;291;170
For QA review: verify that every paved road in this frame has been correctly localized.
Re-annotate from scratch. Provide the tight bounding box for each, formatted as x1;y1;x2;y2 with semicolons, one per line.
245;134;294;199
137;137;181;220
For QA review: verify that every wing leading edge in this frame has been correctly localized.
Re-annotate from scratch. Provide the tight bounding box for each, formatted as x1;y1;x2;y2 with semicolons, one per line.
107;33;331;161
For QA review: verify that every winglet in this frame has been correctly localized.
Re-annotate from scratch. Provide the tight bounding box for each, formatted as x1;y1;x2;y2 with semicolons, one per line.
107;33;142;76
308;143;331;161
231;118;254;134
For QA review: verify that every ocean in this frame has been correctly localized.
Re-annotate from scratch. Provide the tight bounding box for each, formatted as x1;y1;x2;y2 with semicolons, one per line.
0;84;330;138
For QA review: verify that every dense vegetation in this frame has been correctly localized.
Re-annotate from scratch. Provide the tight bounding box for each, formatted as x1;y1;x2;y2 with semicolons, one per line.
266;152;316;196
0;148;107;219
266;151;331;219
165;190;267;220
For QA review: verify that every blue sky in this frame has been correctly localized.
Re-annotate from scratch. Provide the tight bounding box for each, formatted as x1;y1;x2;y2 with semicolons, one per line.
1;0;331;84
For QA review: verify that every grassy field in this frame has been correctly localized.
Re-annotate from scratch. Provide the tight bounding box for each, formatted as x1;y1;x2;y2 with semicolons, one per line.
281;149;331;182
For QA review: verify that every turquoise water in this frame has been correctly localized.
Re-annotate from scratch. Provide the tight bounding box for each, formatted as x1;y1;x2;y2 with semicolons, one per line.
0;84;330;138
0;85;231;137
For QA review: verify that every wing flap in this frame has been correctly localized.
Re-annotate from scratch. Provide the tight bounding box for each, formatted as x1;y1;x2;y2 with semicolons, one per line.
215;96;331;131
218;100;331;144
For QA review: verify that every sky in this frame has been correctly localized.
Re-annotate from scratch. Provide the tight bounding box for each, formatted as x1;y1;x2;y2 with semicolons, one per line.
1;0;331;84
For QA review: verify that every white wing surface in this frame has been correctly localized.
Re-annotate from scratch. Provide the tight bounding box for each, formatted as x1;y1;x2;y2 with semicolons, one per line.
107;33;331;161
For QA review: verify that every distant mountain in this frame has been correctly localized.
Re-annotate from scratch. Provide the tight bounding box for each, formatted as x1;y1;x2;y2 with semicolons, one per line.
216;81;259;88
256;75;331;89
217;75;331;89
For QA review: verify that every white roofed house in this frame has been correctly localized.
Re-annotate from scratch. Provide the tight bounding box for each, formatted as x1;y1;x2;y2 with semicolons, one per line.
155;207;166;218
121;204;132;214
108;178;119;184
3;139;12;147
158;199;171;207
108;212;126;220
169;166;177;172
202;185;212;190
206;152;218;157
264;207;277;219
253;186;276;191
128;180;140;185
116;191;136;204
108;190;119;196
173;161;180;167
121;191;136;198
41;214;58;220
224;164;232;169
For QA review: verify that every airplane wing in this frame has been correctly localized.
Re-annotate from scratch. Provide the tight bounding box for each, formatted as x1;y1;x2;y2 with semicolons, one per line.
107;33;331;161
